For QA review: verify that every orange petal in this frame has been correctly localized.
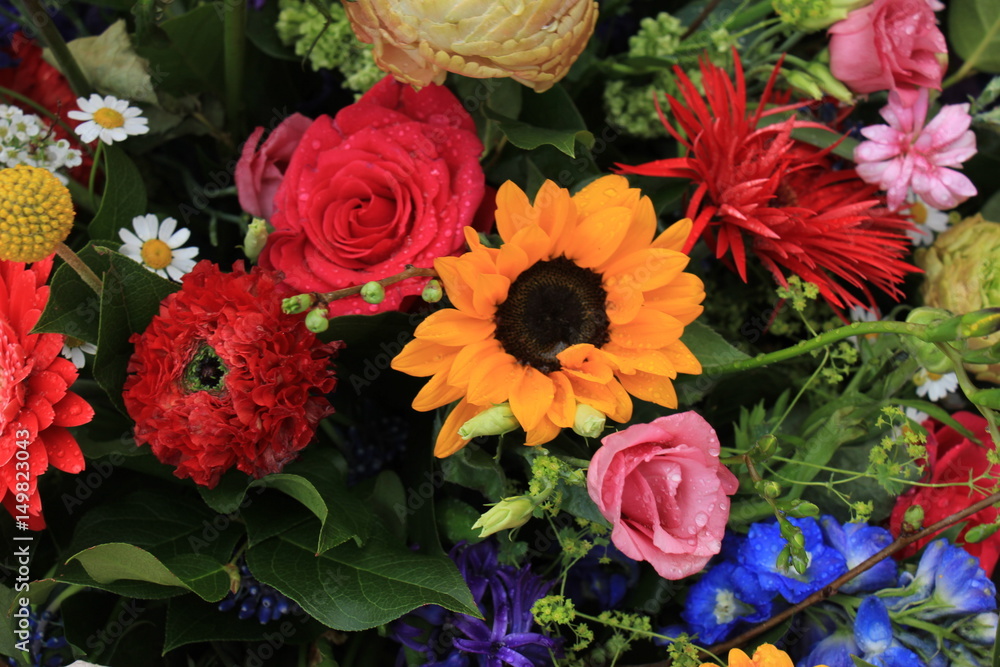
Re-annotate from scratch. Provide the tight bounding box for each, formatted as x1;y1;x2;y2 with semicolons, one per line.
603;248;690;293
612;194;658;259
617;370;678;408
391;338;459;377
496;237;531;283
558;344;616;384
643;273;706;326
414;309;495;346
549;371;577;428
565;206;633;268
652;217;694;252
606;378;634;422
509;365;555;432
468;354;519;405
463;227;500;268
434;256;477;314
525;415;561;447
566;375;616;415
472;273;510;318
664;340;702;375
573;175;638;216
412;372;466;412
448;339;503;388
603;344;676;377
434;399;486;458
610;309;684;349
495;181;536;240
532;181;575;250
604;275;645;325
508;224;554;267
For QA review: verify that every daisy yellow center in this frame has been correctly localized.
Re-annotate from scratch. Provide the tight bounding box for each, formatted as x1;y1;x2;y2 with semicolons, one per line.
183;344;228;394
927;371;943;381
93;107;125;129
0;164;75;262
910;200;928;224
141;239;173;269
494;256;610;374
65;336;85;349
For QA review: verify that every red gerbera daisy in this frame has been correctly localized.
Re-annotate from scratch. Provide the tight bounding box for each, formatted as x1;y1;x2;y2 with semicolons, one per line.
0;258;93;529
122;261;342;488
617;54;917;310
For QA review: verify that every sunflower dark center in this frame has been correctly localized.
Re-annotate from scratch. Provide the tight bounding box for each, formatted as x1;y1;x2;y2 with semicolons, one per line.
494;256;610;374
183;344;228;394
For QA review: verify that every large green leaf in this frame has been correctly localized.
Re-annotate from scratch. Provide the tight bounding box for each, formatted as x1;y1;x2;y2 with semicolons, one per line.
31;561;187;603
681;320;751;369
88;145;148;241
31;242;108;342
92;249;179;412
949;0;1000;74
484;83;594;157
246;521;480;631
134;4;225;96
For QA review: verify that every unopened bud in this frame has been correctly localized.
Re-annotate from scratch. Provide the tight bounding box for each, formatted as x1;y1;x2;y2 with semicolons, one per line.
960;308;1000;339
422;279;443;303
471;496;535;537
806;62;854;103
360;281;385;304
965;523;1000;544
902;504;925;533
282;293;315;314
784;69;823;100
749;434;778;462
243;217;270;262
904;307;956;373
458;403;519;440
776;499;820;518
304;307;329;333
572;403;605;438
759;480;781;499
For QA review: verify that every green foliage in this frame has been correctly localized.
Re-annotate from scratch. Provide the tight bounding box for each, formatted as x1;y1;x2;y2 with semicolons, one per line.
949;0;1000;74
88;145;148;242
484;84;596;158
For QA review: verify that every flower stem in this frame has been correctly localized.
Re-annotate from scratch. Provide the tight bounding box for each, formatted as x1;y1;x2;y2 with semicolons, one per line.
936;340;1000;446
54;242;102;294
941;16;1000;89
311;266;438;306
11;0;92;97
223;0;248;136
88;140;104;205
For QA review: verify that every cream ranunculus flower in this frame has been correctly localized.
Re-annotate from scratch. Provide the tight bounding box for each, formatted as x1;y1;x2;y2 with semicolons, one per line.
341;0;598;92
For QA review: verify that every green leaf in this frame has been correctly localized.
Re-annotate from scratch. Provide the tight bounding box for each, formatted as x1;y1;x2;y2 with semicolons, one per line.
440;443;506;502
0;584;30;667
484;83;594;157
92;249;179;412
949;0;1000;74
134;4;225;96
31;242;107;342
246;521;480;631
681;320;751;369
65;20;157;104
791;126;857;161
485;110;595;158
88;145;148;241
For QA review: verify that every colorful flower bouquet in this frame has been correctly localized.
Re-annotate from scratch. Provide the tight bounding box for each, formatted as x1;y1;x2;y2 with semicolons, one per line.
2;0;1000;665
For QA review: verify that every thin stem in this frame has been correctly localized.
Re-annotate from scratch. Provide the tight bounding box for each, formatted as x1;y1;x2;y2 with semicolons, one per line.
681;0;725;40
941;17;1000;89
312;266;438;306
936;341;1000;447
12;0;92;97
223;0;247;136
88;140;104;204
54;241;102;294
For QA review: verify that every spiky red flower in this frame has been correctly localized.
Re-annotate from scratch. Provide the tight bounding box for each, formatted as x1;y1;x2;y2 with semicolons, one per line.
0;258;93;529
617;55;917;310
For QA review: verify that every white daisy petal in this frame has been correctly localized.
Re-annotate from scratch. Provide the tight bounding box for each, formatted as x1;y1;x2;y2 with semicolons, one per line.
167;227;190;247
119;228;143;247
158;217;177;241
171;246;199;260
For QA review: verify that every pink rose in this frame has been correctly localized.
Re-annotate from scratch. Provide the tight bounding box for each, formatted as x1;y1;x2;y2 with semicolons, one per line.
828;0;947;106
586;412;739;580
235;113;313;220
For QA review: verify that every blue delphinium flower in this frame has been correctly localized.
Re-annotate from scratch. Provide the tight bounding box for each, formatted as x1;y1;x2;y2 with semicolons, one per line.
882;538;948;612
680;561;773;644
854;596;926;667
954;612;998;645
563;542;639;610
819;516;897;594
800;628;860;667
218;557;301;624
917;540;998;620
737;517;848;603
3;608;68;667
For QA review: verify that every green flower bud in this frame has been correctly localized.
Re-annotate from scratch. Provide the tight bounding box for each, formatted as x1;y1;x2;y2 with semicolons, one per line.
772;0;874;31
360;281;386;304
960;308;1000;339
282;293;315;315
458;403;519;440
775;499;820;518
749;434;778;462
471;496;535;537
903;307;956;374
572;403;605;438
761;480;781;499
902;504;925;533
784;69;823;100
805;61;854;103
918;214;1000;383
964;523;1000;544
304;307;329;333
243;217;270;263
421;279;443;303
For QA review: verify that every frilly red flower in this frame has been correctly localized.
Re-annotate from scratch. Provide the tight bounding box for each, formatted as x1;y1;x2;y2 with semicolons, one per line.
0;258;93;529
122;261;342;488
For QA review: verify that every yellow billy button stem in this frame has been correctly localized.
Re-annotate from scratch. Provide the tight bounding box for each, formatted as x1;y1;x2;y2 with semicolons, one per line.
0;165;75;262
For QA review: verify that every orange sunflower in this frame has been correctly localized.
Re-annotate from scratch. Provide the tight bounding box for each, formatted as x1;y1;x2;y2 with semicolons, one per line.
391;175;705;457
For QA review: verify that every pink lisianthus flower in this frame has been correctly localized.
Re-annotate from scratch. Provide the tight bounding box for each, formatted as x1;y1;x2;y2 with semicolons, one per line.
586;412;739;580
854;88;977;211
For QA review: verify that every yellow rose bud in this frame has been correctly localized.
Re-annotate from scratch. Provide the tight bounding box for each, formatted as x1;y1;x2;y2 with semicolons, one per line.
341;0;599;92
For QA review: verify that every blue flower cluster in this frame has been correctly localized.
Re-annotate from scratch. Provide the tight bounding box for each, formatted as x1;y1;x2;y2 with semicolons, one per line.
389;540;564;667
665;516;997;667
3;608;67;667
337;397;409;486
217;557;302;624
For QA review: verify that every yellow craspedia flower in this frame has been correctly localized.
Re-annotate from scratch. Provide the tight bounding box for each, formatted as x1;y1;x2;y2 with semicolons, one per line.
342;0;599;92
701;644;829;667
0;165;75;262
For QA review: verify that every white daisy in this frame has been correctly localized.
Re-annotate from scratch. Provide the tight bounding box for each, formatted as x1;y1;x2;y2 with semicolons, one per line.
905;192;950;247
60;337;97;369
118;214;199;281
913;368;958;402
905;406;929;426
67;94;149;145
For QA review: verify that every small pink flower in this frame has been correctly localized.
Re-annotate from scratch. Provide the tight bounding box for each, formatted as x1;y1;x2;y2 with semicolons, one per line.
586;412;739;580
854;88;977;211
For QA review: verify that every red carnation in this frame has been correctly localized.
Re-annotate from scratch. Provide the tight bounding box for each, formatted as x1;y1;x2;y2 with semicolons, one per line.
122;261;342;488
618;54;918;311
1;258;93;529
889;412;1000;576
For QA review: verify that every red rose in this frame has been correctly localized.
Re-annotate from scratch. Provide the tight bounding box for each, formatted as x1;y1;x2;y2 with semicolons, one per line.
235;112;313;220
889;412;1000;575
828;0;947;107
122;261;342;488
259;76;486;317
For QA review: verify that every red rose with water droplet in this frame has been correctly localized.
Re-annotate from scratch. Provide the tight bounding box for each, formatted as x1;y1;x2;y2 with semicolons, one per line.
258;76;487;316
889;412;1000;576
122;261;341;488
0;258;93;529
